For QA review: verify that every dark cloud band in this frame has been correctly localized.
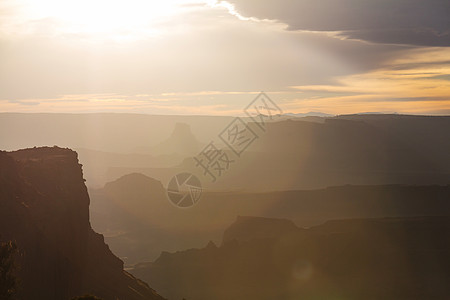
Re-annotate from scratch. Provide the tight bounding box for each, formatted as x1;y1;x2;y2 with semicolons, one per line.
228;0;450;46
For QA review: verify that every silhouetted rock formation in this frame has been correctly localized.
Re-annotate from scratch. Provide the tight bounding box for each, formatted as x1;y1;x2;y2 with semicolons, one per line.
2;113;447;191
91;172;450;264
132;216;450;300
0;147;164;300
150;122;201;156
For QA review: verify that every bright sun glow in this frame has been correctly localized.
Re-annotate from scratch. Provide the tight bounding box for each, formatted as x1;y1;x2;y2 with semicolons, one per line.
13;0;205;40
0;0;245;41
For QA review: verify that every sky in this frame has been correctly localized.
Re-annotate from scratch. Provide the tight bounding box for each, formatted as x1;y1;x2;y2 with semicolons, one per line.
0;0;449;115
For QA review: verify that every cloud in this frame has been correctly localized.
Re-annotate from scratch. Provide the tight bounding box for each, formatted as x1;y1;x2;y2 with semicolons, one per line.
0;92;246;115
0;5;407;101
0;0;448;115
3;45;449;115
287;47;450;114
226;0;450;46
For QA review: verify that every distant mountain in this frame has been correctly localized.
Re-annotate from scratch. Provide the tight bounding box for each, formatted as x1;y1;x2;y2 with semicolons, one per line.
100;173;167;228
0;147;164;300
89;172;450;265
284;112;334;117
0;113;233;153
174;116;450;191
142;122;201;156
2;113;448;191
132;215;450;300
89;172;222;265
335;114;450;170
74;123;201;188
75;148;184;188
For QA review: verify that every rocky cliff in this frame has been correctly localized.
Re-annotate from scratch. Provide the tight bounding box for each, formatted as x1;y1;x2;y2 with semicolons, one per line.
0;147;165;300
132;215;450;300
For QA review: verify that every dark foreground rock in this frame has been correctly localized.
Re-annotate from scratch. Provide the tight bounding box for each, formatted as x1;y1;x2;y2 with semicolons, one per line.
0;147;165;300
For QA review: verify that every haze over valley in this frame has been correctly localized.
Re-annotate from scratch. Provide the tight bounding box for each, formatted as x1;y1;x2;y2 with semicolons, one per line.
1;0;449;299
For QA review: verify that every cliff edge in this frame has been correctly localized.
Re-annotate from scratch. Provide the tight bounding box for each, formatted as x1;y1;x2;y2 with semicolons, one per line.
0;147;165;300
